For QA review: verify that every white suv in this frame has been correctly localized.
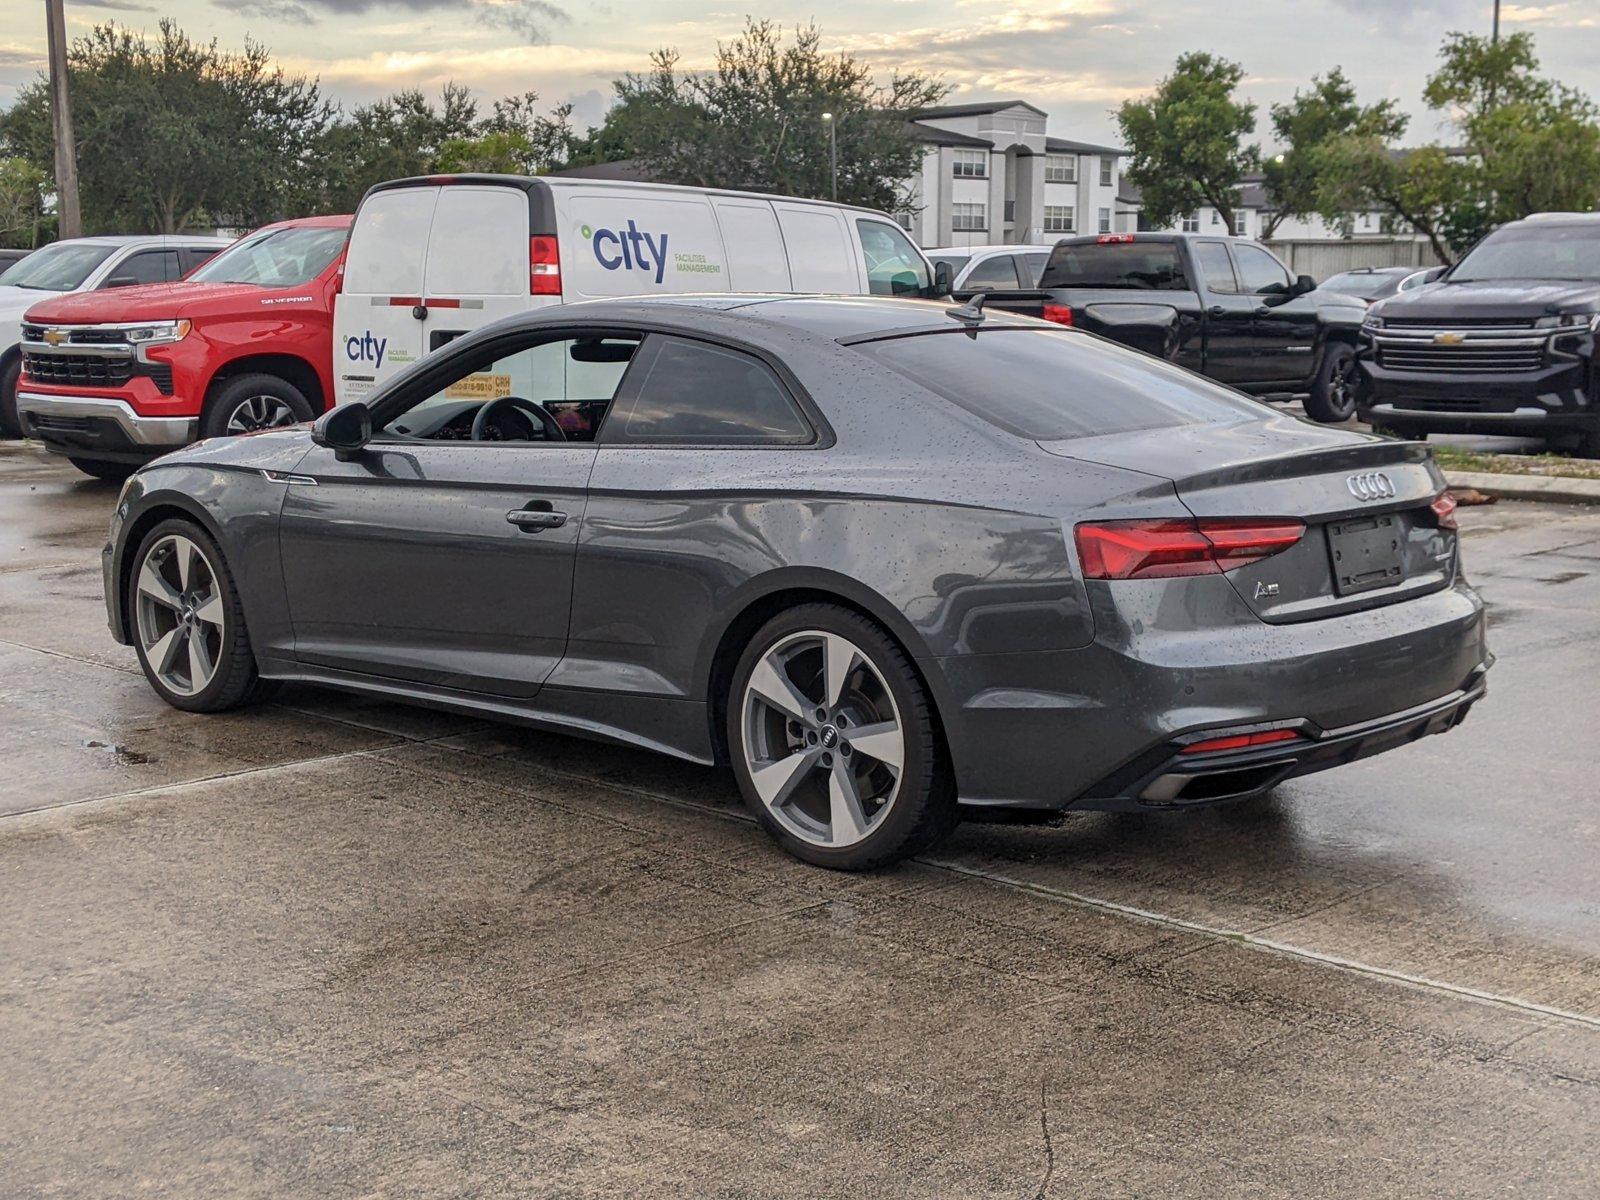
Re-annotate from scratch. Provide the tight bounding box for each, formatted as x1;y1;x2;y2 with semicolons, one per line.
927;244;1056;291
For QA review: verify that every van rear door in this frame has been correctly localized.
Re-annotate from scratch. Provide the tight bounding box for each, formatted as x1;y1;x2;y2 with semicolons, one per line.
419;185;532;353
335;185;437;403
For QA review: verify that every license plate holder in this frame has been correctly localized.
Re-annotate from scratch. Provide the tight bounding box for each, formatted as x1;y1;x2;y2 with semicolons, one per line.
1327;514;1405;596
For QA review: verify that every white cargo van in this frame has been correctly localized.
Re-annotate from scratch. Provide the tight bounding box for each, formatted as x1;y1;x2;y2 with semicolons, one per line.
332;174;940;403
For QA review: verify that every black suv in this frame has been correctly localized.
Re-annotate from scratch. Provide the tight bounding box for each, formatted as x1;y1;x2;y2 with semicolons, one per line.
1356;213;1600;456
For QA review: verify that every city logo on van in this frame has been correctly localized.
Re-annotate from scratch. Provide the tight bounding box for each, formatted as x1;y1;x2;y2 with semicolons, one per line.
344;331;387;369
581;220;670;286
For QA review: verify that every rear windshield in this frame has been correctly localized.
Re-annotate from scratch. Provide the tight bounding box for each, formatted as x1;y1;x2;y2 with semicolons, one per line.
1449;222;1600;283
190;226;347;287
1040;241;1187;290
855;327;1263;440
0;242;116;290
1321;272;1401;299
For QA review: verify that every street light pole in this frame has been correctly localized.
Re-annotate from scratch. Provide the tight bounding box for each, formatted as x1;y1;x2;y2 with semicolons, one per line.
821;111;837;202
44;0;81;239
1492;0;1500;43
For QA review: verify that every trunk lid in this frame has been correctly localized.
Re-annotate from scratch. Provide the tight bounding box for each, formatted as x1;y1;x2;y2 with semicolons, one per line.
1041;413;1455;622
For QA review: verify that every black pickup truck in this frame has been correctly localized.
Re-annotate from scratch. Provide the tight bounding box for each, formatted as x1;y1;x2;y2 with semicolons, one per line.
953;232;1368;422
1355;213;1600;457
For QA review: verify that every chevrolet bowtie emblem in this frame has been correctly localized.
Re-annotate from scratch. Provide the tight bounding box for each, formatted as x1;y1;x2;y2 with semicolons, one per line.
42;329;64;346
1433;332;1465;346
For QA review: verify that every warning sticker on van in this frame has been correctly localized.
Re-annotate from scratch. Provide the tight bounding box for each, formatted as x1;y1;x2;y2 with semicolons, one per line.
445;373;512;400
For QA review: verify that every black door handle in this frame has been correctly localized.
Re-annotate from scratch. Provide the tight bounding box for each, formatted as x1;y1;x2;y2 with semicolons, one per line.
1207;305;1226;317
1255;305;1272;315
506;504;567;530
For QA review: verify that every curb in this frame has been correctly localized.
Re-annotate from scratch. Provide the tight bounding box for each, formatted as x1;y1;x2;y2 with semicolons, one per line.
1444;469;1600;506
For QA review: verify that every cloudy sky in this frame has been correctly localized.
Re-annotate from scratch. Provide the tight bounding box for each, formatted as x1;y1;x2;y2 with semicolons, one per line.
0;1;1596;146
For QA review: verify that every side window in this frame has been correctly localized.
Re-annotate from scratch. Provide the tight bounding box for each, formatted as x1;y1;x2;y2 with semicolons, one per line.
856;220;931;297
603;336;812;446
1020;252;1050;284
180;248;220;277
378;333;641;443
962;255;1021;289
1192;241;1238;294
1231;244;1293;294
106;250;177;287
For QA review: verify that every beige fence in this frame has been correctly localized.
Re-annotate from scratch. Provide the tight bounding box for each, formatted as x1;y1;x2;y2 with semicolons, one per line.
1262;237;1446;280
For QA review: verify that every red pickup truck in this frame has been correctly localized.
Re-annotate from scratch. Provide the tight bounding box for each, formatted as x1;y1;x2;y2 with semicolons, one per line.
16;215;350;480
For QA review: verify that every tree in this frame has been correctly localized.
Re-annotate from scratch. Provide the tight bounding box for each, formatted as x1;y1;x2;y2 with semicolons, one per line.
0;21;331;232
314;84;480;213
1117;53;1258;234
1260;68;1405;239
580;19;946;212
0;156;49;247
1314;138;1465;264
436;91;576;176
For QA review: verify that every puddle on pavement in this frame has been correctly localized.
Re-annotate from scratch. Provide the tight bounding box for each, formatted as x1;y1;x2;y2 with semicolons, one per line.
81;739;155;766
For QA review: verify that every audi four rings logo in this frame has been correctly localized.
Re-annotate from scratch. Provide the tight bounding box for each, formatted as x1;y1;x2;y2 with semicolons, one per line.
1347;471;1397;501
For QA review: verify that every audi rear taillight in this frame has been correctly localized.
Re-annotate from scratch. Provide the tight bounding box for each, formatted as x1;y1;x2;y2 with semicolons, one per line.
530;236;561;295
1430;490;1459;531
1075;517;1306;580
1040;303;1074;326
1181;729;1303;756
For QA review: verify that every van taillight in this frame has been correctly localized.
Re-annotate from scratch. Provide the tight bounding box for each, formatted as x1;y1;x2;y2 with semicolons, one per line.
1075;518;1305;580
530;236;561;295
1041;303;1074;326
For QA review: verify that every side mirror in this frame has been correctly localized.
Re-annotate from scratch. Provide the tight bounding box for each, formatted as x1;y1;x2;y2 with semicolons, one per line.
105;275;140;288
1295;273;1317;295
311;402;371;461
933;260;954;296
1423;266;1447;283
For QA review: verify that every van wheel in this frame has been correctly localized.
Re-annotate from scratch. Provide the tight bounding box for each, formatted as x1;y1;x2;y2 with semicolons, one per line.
0;356;20;437
1305;343;1359;423
728;603;958;870
127;518;275;712
201;374;314;439
68;457;136;483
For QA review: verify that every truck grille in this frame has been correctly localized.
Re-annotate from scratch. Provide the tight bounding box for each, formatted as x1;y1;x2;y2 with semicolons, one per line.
1377;342;1546;374
23;350;134;387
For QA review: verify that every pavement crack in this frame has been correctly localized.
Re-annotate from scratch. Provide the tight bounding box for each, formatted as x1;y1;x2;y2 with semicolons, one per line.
1032;1077;1055;1200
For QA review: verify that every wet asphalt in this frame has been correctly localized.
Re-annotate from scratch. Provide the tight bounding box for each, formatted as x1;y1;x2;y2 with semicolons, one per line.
1;440;1597;1198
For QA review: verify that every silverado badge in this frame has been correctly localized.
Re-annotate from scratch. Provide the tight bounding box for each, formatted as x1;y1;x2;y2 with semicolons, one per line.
42;329;64;346
1432;332;1466;346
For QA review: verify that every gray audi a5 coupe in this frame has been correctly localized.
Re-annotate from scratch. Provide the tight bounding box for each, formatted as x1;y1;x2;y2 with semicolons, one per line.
103;294;1490;869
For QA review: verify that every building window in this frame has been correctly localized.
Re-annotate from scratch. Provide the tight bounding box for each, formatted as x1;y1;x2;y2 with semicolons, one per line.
952;202;987;232
1182;213;1201;233
1361;213;1372;230
1044;154;1077;184
1043;205;1075;233
1234;211;1249;236
1210;210;1221;226
1097;207;1112;233
1099;156;1114;187
953;149;988;178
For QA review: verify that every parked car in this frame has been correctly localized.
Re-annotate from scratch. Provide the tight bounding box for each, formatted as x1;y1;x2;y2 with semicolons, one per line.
927;244;1054;290
0;248;34;272
1319;266;1431;305
0;234;231;437
104;294;1489;870
333;174;942;404
14;217;350;480
1356;212;1600;456
952;233;1369;423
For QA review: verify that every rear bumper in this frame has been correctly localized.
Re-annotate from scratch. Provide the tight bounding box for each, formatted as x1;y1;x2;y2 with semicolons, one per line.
1078;664;1489;811
16;391;196;462
936;575;1489;811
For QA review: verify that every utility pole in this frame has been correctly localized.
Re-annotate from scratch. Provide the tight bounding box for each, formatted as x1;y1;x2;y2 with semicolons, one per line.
1492;0;1500;43
822;111;837;202
45;0;82;238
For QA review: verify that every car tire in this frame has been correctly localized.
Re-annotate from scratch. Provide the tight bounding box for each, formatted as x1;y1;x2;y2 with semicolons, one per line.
67;457;137;483
1305;343;1359;424
127;518;277;712
727;603;958;870
0;356;20;438
200;373;314;439
1573;421;1600;460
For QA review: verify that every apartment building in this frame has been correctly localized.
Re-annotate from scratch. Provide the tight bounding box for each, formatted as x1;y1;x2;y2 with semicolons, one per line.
897;101;1127;248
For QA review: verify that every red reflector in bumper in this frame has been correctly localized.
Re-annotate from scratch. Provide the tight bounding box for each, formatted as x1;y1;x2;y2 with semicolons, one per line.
1040;302;1074;326
1181;729;1303;756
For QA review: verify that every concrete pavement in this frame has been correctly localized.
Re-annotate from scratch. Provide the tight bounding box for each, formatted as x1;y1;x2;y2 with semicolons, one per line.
1;441;1597;1198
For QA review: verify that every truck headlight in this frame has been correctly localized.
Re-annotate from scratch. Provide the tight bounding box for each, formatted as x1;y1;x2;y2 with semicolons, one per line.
1362;314;1384;331
124;319;191;344
1533;312;1597;330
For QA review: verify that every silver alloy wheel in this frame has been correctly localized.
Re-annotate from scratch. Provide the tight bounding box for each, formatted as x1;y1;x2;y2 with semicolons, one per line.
224;395;296;435
134;534;225;698
1329;356;1356;411
741;629;905;849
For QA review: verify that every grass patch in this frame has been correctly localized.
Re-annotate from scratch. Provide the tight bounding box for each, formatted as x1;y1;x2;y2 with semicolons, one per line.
1431;445;1600;480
